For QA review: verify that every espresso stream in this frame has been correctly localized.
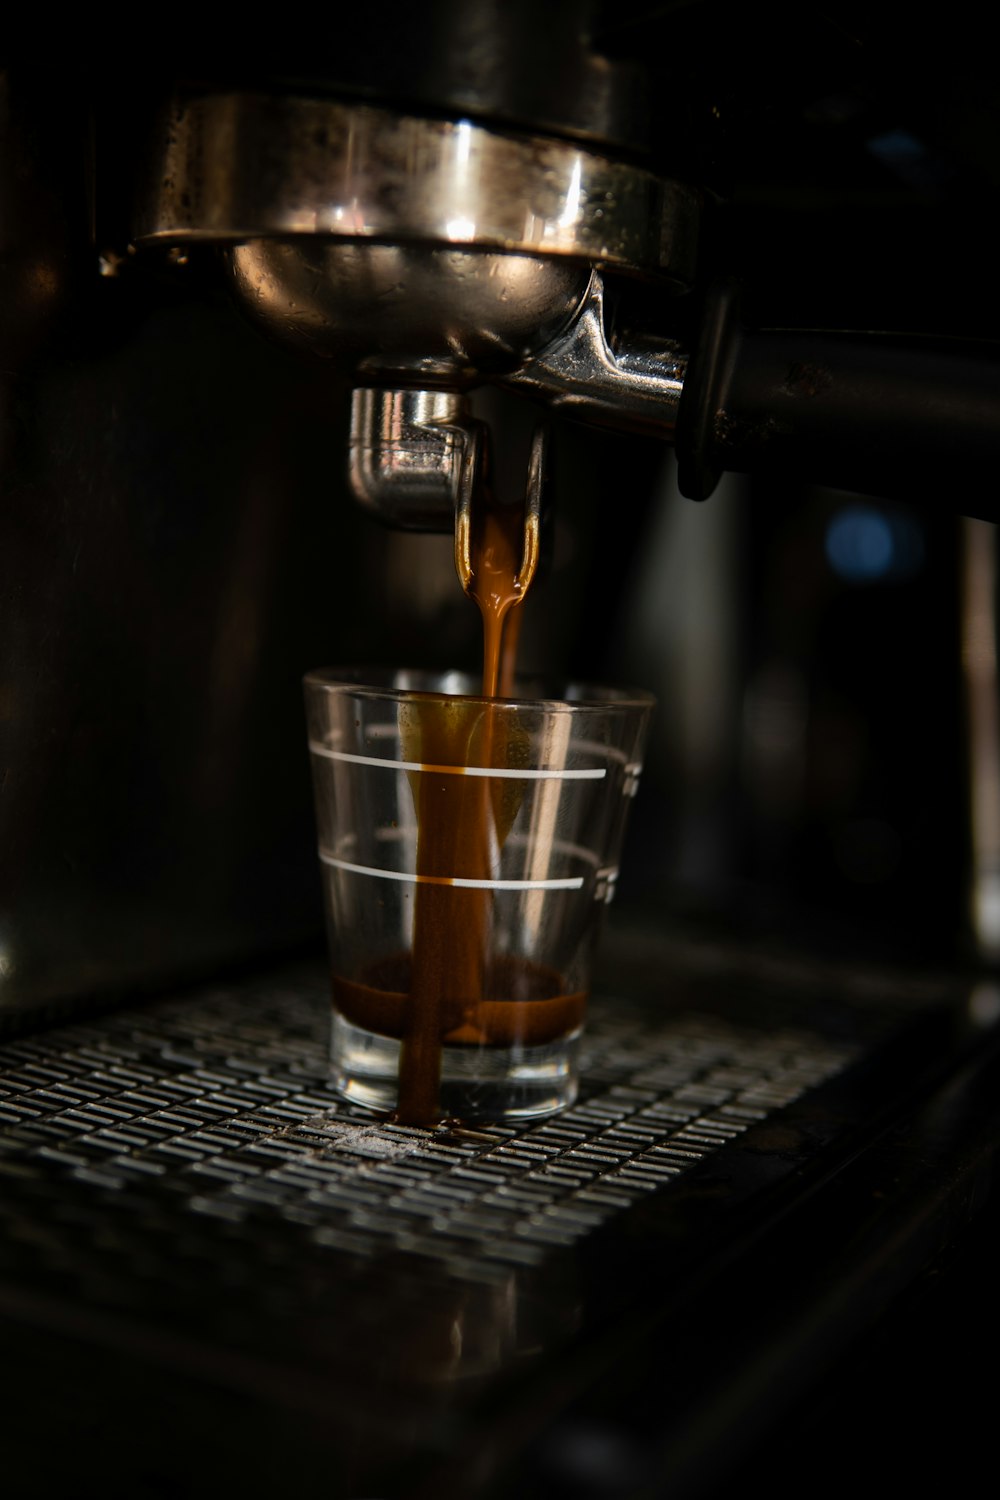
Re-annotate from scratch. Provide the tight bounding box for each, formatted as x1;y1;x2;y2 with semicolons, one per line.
333;493;584;1123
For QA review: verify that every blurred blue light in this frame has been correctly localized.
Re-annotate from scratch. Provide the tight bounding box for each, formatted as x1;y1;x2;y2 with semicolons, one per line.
825;505;924;584
867;129;953;189
826;507;893;580
868;128;925;165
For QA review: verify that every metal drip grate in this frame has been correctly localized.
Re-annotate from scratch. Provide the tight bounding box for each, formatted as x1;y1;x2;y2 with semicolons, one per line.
0;964;853;1302
0;954;973;1500
0;958;910;1500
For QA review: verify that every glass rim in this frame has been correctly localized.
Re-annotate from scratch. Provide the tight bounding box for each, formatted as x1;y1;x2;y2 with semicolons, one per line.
303;666;655;714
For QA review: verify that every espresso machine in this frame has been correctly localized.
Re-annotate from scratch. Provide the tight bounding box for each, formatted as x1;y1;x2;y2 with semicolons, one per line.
3;7;1000;1497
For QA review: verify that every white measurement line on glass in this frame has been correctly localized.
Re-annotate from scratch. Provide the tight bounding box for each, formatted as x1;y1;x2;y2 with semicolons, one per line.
374;826;601;868
318;851;585;890
309;742;606;781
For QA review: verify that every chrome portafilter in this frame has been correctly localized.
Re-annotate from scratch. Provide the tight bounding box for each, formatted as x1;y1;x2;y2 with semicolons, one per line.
134;91;699;530
134;86;1000;527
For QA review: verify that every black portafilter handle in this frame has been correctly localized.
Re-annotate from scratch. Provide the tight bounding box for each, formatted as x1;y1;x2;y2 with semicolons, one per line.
674;282;1000;522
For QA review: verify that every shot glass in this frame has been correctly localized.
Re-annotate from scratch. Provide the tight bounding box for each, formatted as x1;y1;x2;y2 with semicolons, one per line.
304;668;653;1124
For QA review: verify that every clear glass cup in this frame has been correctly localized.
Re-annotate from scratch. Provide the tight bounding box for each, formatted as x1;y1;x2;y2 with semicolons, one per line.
304;668;654;1124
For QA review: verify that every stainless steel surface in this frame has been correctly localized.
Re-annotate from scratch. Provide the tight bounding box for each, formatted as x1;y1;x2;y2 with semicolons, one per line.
348;389;482;531
350;391;550;543
228;239;589;380
137;92;698;420
138;94;700;283
503;270;688;439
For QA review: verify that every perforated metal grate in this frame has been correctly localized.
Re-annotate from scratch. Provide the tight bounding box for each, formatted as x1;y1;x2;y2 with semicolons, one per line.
0;964;853;1307
0;955;970;1500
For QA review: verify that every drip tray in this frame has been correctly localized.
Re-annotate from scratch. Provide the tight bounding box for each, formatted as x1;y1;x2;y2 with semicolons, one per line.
0;948;962;1497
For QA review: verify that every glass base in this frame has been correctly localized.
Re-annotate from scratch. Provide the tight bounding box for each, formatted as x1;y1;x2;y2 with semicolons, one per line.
331;1012;580;1123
